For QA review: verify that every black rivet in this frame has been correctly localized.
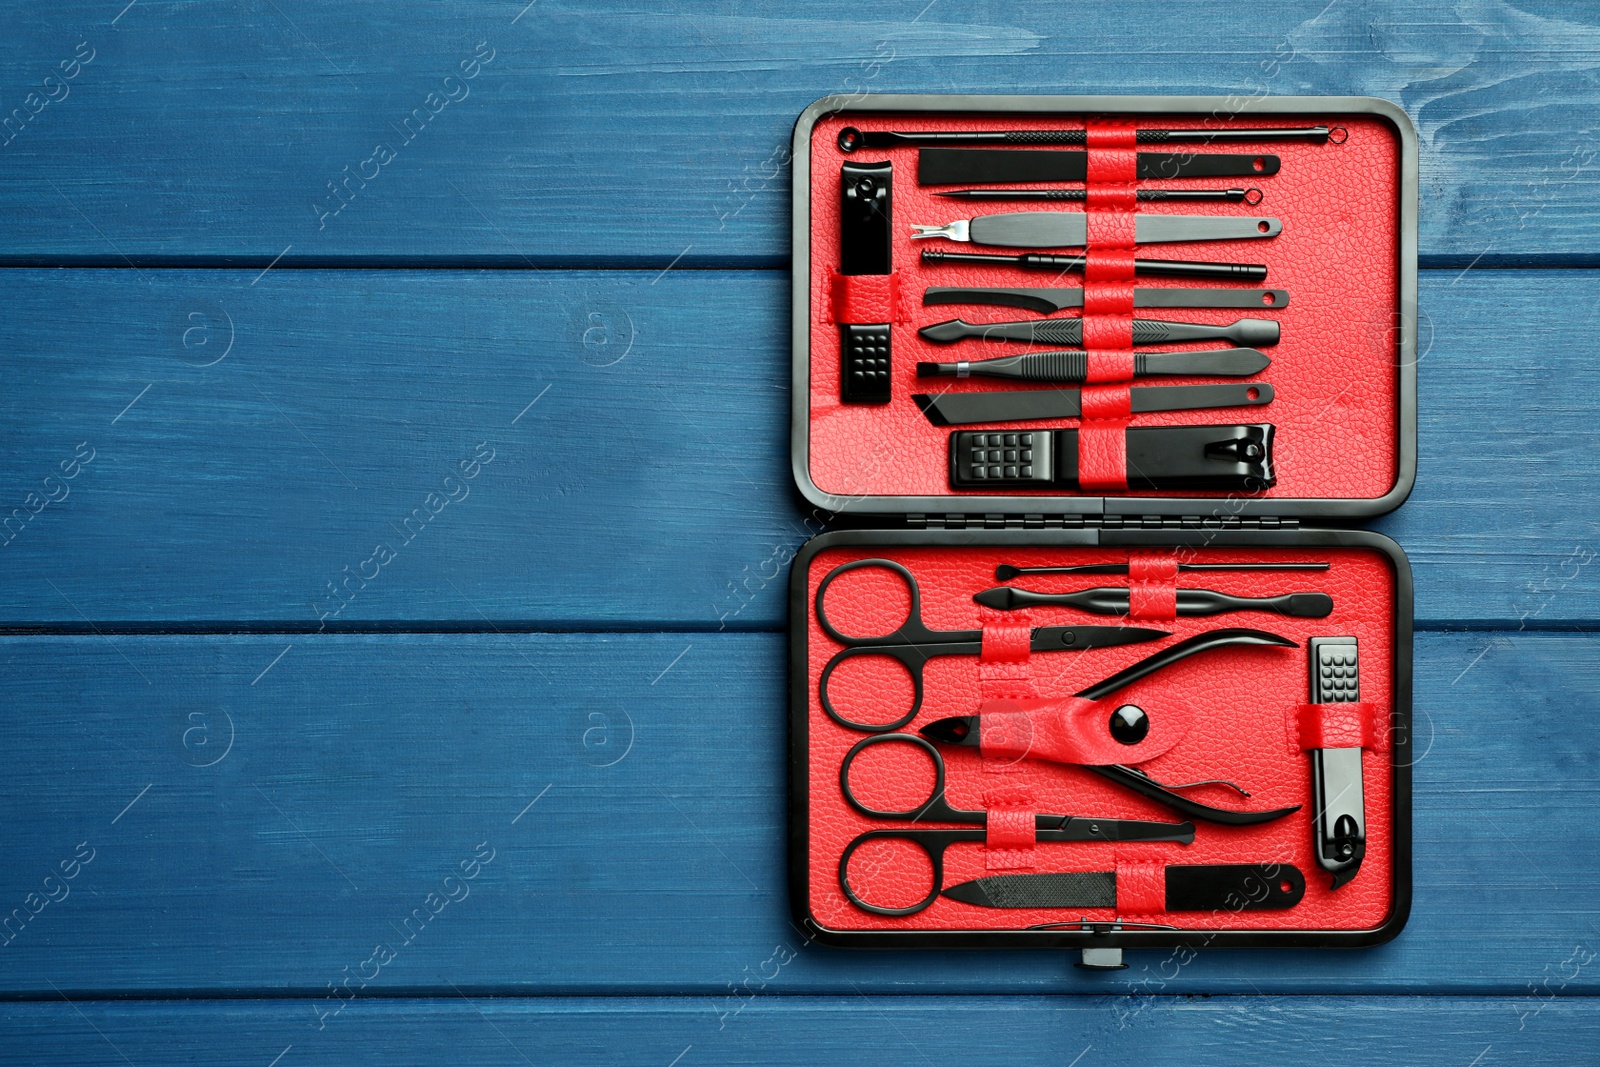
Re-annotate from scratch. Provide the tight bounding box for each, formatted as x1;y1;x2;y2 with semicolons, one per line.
1108;704;1149;744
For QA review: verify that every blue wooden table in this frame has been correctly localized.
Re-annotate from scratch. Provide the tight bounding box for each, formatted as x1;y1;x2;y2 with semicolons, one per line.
3;2;1598;1063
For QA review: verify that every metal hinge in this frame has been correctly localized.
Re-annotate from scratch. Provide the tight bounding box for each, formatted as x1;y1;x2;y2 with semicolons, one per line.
907;514;1296;531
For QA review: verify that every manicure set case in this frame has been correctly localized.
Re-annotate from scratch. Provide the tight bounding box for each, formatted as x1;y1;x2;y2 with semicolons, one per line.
787;96;1417;953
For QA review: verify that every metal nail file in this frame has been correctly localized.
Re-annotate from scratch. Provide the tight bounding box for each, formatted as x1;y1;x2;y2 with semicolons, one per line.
913;382;1273;426
917;347;1270;383
918;316;1279;347
839;126;1332;151
941;864;1306;911
923;286;1290;312
918;149;1281;185
911;212;1282;248
1309;637;1366;889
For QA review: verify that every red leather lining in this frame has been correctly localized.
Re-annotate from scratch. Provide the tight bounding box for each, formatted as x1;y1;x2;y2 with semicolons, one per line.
975;693;1193;767
805;111;1403;500
804;543;1398;934
1293;701;1385;751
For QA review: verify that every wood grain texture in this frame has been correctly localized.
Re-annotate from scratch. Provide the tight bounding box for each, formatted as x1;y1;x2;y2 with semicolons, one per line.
1;996;1596;1066
0;630;1593;995
3;1;1600;264
0;267;1595;628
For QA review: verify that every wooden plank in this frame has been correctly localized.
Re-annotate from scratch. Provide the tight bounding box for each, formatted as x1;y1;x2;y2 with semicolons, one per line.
1;996;1595;1065
1;267;1596;627
0;630;1594;995
3;2;1600;264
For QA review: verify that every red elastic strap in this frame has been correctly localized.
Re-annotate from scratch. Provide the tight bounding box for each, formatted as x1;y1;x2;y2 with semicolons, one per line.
828;272;903;324
1084;249;1137;283
1085;204;1136;248
1081;384;1132;420
1083;283;1136;316
983;787;1037;870
1082;314;1134;353
1086;123;1139;183
978;609;1035;774
1127;551;1180;621
1292;702;1384;751
1116;856;1166;917
1077;420;1128;491
1083;349;1136;384
980;622;1033;663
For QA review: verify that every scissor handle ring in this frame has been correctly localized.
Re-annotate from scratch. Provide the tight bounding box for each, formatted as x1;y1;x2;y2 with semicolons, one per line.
814;558;922;646
838;733;947;820
838;831;945;917
819;649;922;733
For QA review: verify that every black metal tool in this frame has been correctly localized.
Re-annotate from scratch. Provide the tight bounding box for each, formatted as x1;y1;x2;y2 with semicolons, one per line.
920;628;1303;825
814;558;1167;733
911;212;1281;248
1309;637;1366;889
918;348;1270;383
948;425;1276;491
924;285;1289;312
942;863;1306;911
839;160;893;403
997;562;1329;579
935;187;1262;204
839;126;1334;152
922;249;1268;282
919;148;1281;185
836;733;1193;916
974;585;1334;618
918;316;1279;347
914;382;1272;427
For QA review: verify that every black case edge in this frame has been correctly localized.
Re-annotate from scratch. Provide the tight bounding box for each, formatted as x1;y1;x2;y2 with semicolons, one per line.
788;526;1413;950
789;93;1418;521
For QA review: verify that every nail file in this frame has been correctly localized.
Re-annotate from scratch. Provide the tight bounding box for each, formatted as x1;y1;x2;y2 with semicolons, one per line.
941;864;1306;910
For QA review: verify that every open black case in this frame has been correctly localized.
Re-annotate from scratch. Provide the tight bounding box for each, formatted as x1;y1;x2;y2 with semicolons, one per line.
786;95;1417;963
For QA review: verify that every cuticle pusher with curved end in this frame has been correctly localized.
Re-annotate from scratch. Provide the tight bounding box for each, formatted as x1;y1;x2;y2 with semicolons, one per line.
918;628;1304;826
974;585;1335;618
911;212;1282;248
917;347;1271;383
918;316;1280;347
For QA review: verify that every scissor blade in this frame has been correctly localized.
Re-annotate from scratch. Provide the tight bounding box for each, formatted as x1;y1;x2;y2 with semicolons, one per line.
1050;815;1195;845
919;716;979;746
1030;625;1168;651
